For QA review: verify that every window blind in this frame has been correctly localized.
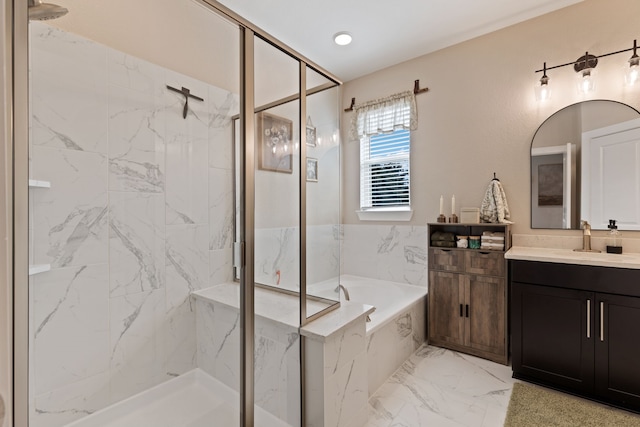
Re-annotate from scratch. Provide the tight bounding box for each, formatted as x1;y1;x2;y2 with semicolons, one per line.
360;129;410;209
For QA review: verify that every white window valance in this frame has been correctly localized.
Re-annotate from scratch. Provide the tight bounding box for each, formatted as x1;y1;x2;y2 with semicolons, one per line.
349;90;417;141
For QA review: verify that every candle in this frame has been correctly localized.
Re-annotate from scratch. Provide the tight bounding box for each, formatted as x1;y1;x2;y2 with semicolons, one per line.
452;195;456;215
439;195;444;215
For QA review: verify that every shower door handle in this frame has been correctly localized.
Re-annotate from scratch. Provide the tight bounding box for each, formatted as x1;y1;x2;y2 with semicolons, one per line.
233;241;244;268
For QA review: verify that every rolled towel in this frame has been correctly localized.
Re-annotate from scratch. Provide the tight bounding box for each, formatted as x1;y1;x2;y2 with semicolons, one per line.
432;240;456;248
431;231;455;242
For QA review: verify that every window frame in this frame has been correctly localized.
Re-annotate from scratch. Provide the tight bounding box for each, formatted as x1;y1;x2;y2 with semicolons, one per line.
357;128;413;221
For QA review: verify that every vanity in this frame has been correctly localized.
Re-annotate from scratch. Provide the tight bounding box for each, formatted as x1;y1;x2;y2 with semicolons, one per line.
506;247;640;412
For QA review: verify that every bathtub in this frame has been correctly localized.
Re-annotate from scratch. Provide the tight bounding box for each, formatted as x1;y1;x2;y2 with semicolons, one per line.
336;275;426;335
310;274;428;396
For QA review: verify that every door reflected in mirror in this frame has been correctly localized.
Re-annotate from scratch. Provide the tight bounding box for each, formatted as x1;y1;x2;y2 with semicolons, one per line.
531;100;640;230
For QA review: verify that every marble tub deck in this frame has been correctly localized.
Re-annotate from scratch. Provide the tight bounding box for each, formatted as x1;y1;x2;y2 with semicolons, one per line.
366;345;517;427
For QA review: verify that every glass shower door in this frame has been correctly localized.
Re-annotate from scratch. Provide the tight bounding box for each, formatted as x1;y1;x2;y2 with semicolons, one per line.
24;1;242;425
252;35;302;427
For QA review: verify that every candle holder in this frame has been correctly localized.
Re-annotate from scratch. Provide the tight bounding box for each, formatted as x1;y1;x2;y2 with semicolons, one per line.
437;214;447;223
449;214;459;223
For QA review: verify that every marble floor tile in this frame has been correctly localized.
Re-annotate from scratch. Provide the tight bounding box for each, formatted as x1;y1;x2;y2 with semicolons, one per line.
365;345;517;427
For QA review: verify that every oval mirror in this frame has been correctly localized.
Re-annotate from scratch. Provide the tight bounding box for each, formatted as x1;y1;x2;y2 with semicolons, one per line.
531;100;640;230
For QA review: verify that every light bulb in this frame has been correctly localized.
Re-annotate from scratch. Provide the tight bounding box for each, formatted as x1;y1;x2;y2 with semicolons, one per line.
578;69;595;94
534;73;550;101
626;59;640;86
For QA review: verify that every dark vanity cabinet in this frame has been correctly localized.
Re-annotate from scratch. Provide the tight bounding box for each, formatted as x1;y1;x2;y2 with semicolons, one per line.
511;260;640;411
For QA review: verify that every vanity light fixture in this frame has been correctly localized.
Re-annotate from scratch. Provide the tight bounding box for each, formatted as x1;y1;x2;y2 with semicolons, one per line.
333;31;352;46
534;39;639;100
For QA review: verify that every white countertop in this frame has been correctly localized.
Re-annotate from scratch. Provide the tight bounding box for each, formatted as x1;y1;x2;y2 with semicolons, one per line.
505;246;640;269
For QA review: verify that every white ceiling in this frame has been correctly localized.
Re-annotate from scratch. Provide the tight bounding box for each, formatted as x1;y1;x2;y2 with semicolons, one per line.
216;0;583;82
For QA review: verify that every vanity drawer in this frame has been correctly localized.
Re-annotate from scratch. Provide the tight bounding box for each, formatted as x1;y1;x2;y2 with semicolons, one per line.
429;248;464;272
465;251;505;277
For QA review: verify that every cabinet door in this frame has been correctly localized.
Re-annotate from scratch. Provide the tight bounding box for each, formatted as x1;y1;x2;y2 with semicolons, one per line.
429;248;464;273
511;282;594;393
428;271;464;346
464;275;505;357
464;251;505;277
595;293;640;407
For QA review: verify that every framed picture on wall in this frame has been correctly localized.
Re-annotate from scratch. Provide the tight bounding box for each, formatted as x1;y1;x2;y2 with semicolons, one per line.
257;111;293;173
306;157;318;182
306;124;317;147
538;163;563;206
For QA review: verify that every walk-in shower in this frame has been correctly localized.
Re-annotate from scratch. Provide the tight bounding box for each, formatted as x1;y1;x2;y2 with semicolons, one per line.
9;0;341;426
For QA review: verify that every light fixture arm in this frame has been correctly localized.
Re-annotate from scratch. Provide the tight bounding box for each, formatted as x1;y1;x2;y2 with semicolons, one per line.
535;39;640;74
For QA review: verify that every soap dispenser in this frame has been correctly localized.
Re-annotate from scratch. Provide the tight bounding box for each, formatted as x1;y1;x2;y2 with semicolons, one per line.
606;219;623;254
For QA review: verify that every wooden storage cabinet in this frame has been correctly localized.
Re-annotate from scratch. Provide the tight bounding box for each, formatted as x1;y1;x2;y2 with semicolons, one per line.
427;223;510;365
511;260;640;411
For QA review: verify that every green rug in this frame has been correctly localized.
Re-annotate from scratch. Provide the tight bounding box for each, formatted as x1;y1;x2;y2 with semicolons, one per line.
504;382;640;426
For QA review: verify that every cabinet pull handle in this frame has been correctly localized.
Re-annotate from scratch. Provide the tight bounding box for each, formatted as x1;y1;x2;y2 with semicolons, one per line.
440;249;452;252
479;251;490;255
600;301;605;342
465;304;469;318
459;304;463;317
586;299;591;339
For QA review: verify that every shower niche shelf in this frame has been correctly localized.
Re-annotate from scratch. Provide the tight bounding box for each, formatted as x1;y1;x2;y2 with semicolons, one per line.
28;179;51;188
29;264;51;276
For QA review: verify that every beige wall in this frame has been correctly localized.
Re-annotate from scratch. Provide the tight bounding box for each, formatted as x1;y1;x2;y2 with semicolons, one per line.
49;0;240;93
341;0;640;239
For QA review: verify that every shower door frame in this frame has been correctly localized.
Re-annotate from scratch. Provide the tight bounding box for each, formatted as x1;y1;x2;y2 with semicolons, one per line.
8;0;341;426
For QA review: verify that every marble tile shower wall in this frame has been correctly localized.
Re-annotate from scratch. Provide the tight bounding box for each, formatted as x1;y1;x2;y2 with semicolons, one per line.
255;224;341;290
342;225;427;287
28;23;237;427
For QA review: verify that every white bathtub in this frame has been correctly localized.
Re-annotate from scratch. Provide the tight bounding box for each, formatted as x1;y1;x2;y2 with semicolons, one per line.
310;274;428;396
335;275;426;335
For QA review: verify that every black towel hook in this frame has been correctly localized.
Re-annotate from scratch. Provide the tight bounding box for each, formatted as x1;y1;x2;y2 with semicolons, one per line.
493;172;499;181
166;85;204;119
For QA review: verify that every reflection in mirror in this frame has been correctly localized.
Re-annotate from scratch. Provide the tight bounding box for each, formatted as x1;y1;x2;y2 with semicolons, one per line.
531;100;640;230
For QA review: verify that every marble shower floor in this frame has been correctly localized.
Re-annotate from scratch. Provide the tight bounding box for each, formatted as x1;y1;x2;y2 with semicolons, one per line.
365;345;517;427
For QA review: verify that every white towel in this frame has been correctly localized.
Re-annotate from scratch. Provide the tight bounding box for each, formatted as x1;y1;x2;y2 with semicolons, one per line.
480;242;504;250
480;179;513;224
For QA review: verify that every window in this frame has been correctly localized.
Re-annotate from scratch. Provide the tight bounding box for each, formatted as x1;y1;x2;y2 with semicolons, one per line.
360;129;410;209
351;90;416;220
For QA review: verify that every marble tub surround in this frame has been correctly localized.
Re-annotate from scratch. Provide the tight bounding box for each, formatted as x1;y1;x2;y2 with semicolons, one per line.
365;345;516;427
512;233;640;253
192;282;334;329
342;225;427;287
28;22;237;427
366;297;426;397
506;246;640;269
303;308;372;427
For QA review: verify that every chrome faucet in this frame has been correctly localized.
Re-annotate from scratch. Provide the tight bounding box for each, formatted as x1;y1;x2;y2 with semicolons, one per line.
336;284;350;301
574;220;600;252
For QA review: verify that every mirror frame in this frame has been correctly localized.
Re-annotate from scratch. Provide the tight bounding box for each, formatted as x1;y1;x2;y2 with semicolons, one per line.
530;99;640;230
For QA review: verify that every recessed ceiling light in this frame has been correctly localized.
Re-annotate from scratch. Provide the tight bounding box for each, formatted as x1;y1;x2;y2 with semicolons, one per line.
333;32;352;46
